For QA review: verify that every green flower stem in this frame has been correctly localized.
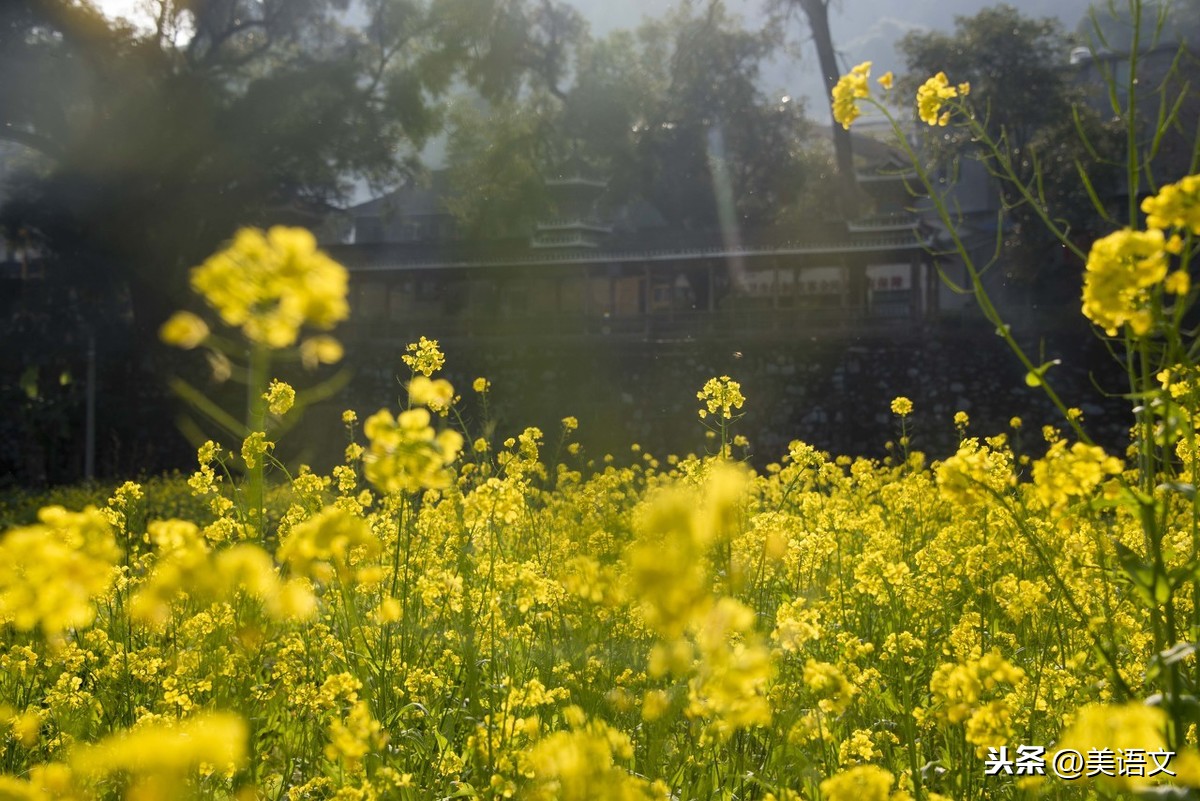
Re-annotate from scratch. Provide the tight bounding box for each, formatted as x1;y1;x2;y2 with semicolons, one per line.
246;344;269;540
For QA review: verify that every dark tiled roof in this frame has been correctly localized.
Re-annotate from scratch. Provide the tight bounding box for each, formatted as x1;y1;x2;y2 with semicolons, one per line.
327;218;930;272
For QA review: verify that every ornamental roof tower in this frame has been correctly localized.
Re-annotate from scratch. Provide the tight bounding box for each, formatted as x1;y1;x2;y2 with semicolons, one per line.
531;152;613;251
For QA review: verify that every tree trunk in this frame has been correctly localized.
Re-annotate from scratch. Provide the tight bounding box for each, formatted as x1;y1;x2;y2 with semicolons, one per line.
796;0;859;219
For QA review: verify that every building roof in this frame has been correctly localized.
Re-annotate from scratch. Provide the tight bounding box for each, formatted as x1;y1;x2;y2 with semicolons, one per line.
329;217;931;273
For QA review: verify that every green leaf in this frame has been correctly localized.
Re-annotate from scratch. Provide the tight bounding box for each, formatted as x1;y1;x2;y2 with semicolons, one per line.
1158;481;1196;500
1113;541;1168;607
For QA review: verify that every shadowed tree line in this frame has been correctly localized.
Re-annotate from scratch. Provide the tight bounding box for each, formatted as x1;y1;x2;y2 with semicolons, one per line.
1;0;1175;485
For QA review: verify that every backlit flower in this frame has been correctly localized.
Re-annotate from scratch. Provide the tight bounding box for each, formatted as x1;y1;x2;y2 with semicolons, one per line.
159;311;209;349
890;396;913;416
832;61;872;130
190;226;348;348
917;72;965;126
697;376;745;420
1081;227;1167;336
1142;173;1200;234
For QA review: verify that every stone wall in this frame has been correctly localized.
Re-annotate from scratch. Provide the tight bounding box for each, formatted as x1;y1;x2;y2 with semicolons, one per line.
335;315;1132;469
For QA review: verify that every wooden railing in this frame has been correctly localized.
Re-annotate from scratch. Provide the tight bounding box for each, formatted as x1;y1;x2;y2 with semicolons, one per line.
341;305;923;344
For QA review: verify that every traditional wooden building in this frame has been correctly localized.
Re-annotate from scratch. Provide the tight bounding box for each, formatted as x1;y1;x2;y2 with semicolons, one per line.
325;135;953;343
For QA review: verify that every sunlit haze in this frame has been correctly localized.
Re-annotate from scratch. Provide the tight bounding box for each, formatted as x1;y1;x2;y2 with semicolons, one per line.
91;0;155;29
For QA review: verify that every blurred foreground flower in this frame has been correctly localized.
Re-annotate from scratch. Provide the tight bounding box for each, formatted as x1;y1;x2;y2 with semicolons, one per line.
187;226;348;348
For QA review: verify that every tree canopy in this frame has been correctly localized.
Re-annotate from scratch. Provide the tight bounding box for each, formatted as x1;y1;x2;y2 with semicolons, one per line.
0;0;564;480
897;3;1124;286
445;0;827;238
0;0;546;333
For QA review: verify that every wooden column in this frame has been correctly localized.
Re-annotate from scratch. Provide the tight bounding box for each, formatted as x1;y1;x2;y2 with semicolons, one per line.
910;254;921;322
644;262;651;338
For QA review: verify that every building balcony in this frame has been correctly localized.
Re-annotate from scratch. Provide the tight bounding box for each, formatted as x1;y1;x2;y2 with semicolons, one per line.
535;218;614;234
530;232;603;249
847;212;919;232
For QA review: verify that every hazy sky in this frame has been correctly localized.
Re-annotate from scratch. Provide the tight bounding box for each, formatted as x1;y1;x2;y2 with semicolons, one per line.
88;0;1099;188
92;0;147;25
91;0;1098;110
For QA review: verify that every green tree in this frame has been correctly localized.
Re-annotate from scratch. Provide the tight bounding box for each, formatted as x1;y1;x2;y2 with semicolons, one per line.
446;1;823;235
898;5;1076;162
790;0;859;217
0;0;541;334
0;0;547;479
898;4;1124;290
441;0;586;238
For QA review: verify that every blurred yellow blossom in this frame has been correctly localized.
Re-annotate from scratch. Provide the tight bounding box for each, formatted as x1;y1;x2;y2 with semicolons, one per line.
363;407;464;493
1141;173;1200;234
1056;702;1169;789
0;506;119;636
276;506;380;583
190;226;348;348
299;335;344;369
819;765;895;801
519;718;659;801
159;311;209;349
1082;227;1168;336
71;712;247;778
408;376;456;413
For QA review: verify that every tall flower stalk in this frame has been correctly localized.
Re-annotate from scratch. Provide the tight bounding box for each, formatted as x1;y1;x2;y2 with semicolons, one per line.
830;2;1200;749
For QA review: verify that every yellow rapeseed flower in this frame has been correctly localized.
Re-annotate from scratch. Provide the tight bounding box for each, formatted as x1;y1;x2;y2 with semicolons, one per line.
1030;440;1123;511
819;765;894;801
402;336;445;377
159;311;209;349
325;701;388;769
299;335;344;369
190;226;348;348
697;376;745;420
935;438;1015;505
363;407;463;493
890;396;913;416
1055;702;1168;789
686;598;773;738
408;376;456;413
1081;227;1168;336
240;431;274;469
276;506;380;583
264;379;295;416
71;712;248;778
0;506;119;637
831;61;872;130
1142;173;1200;234
916;72;965;126
519;719;658;801
1165;269;1190;295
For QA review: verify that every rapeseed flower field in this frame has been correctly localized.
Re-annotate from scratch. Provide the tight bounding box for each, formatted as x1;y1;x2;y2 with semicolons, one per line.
4;40;1200;801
